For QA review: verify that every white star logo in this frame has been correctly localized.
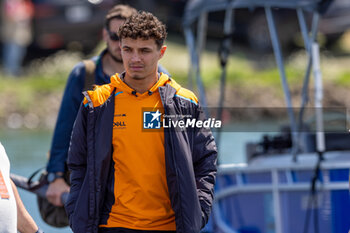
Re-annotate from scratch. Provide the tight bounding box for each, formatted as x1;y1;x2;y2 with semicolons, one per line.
150;110;162;122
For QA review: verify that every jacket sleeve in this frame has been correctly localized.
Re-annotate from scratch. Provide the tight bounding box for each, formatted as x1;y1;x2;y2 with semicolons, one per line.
46;63;86;173
64;102;88;224
192;104;218;228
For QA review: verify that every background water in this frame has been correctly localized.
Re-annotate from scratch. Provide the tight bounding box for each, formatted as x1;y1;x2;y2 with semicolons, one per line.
0;129;264;232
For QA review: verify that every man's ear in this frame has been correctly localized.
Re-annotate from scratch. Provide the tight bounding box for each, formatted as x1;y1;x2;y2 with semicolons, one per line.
159;45;167;59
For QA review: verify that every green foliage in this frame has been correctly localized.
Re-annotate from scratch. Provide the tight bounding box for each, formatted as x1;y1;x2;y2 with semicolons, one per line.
335;72;350;86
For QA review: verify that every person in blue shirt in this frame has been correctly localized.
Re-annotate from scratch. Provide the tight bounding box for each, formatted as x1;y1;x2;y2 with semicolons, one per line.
45;4;169;207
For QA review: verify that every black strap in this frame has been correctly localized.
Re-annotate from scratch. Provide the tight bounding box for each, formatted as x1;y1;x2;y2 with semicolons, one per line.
83;60;96;91
27;167;45;186
26;167;47;191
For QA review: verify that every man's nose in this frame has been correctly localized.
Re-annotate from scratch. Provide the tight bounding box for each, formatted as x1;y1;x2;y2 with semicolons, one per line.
131;52;141;62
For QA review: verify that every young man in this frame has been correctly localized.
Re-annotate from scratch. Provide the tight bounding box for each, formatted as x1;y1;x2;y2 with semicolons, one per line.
45;5;169;207
0;142;43;233
65;11;217;233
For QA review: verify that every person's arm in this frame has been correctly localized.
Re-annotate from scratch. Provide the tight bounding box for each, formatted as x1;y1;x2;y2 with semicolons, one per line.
47;62;85;174
46;63;85;206
65;102;88;227
192;104;218;228
10;180;39;233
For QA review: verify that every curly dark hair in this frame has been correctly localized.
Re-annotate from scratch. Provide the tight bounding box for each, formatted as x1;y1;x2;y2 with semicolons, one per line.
118;11;167;49
104;4;137;30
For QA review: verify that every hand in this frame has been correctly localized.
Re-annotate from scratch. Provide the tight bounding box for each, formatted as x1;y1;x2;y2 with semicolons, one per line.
46;178;70;207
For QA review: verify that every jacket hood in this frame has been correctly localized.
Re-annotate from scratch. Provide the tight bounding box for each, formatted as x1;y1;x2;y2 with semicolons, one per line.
109;72;198;105
110;72;173;98
83;71;198;108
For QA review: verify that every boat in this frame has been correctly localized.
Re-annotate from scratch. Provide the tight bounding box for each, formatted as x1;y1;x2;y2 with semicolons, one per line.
183;0;350;232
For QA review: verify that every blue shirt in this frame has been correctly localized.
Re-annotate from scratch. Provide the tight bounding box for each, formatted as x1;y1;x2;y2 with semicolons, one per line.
47;49;169;173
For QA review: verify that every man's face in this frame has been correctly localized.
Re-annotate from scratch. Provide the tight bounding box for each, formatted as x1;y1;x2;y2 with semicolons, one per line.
120;37;166;80
103;18;125;63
